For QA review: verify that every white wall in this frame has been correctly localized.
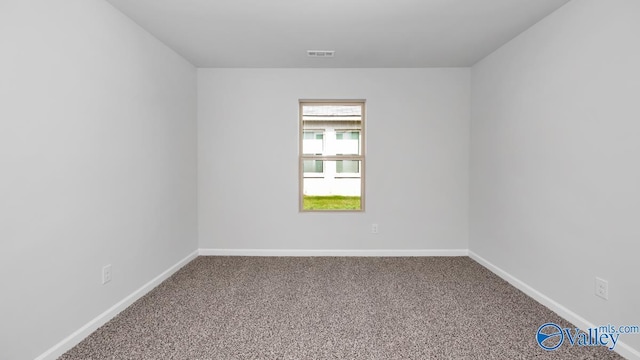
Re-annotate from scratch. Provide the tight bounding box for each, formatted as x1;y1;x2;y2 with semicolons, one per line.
198;68;469;251
0;1;197;359
471;0;640;354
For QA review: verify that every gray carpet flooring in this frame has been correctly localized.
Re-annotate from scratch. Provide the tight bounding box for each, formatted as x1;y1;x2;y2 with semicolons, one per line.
60;257;622;359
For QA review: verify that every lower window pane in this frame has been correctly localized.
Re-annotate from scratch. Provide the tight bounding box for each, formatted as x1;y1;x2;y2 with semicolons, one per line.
336;160;359;173
303;160;323;173
303;160;361;210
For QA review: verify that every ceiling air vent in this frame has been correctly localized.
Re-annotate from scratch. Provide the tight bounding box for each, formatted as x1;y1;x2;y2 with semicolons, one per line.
307;50;335;57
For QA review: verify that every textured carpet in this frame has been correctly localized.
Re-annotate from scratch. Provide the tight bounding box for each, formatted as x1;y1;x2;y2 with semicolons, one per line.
60;257;622;359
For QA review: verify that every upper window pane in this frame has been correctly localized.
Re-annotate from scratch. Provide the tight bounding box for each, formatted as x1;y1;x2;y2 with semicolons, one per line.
335;131;360;155
302;105;362;156
302;131;324;154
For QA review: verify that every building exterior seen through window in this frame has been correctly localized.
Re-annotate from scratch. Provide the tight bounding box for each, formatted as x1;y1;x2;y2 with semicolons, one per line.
299;101;365;211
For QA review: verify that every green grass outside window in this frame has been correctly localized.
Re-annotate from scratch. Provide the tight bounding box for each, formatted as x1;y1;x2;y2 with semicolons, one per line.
303;196;361;210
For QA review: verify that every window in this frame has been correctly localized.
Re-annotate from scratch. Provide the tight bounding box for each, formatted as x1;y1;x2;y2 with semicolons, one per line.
299;101;365;211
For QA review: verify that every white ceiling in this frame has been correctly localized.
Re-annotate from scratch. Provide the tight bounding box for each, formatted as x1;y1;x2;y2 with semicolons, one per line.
105;0;571;68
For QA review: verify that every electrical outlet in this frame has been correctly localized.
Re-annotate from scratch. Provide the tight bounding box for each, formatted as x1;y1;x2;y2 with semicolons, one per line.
595;277;608;300
102;264;112;285
371;223;379;234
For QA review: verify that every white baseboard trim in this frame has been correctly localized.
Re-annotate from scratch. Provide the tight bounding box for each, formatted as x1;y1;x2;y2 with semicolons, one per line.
199;248;468;257
35;250;199;360
469;251;640;360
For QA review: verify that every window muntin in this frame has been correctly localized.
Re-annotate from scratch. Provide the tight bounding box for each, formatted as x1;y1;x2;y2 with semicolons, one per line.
299;101;365;212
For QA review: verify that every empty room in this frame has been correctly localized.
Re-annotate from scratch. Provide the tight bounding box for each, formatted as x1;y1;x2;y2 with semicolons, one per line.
2;0;639;359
